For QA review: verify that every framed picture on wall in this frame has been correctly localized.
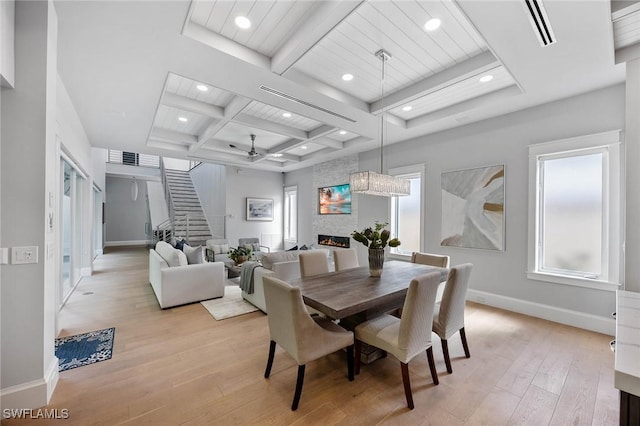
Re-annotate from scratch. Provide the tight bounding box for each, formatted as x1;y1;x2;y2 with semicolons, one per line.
246;198;274;221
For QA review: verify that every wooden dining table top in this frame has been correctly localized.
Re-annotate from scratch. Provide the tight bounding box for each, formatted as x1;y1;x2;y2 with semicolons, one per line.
289;260;450;320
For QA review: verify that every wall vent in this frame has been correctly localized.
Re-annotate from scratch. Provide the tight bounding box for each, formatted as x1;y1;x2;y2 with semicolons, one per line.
259;85;356;123
523;0;556;46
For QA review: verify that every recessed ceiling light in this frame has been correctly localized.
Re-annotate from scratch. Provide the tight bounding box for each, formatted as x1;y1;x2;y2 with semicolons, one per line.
282;112;292;118
479;75;494;83
339;130;347;135
178;117;188;122
235;16;251;29
269;153;283;158
402;105;413;112
196;84;208;92
342;73;354;82
424;18;441;32
301;146;308;150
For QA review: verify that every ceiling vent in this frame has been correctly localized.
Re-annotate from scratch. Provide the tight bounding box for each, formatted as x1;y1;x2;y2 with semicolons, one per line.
523;0;556;46
259;85;356;123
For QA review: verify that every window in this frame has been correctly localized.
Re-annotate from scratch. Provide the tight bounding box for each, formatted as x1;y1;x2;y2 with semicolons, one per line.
528;130;622;290
389;165;424;256
284;186;297;243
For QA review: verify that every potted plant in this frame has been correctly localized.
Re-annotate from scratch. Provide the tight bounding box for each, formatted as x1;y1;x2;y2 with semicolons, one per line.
351;222;401;276
228;246;252;265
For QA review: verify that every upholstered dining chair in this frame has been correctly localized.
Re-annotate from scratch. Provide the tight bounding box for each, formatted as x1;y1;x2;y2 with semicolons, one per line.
432;263;473;374
411;252;450;268
354;271;441;410
299;250;330;277
333;248;359;271
262;276;354;411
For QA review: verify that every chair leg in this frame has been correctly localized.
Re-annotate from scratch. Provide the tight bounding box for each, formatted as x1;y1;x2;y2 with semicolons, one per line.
264;340;276;379
400;362;414;410
441;339;452;374
354;340;362;375
346;344;354;381
460;327;471;358
426;346;439;385
291;365;306;411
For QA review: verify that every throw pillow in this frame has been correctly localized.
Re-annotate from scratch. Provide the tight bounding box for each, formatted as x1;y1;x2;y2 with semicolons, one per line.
287;245;298;251
251;243;261;252
174;239;187;251
212;244;222;254
243;243;253;251
183;245;204;264
300;244;308;250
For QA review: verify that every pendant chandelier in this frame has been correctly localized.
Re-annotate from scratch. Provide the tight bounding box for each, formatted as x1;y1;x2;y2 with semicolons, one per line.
350;49;410;197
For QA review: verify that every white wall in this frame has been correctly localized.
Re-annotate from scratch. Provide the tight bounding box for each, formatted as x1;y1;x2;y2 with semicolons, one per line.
286;84;624;332
1;0;59;409
105;176;150;246
226;166;283;250
190;162;226;237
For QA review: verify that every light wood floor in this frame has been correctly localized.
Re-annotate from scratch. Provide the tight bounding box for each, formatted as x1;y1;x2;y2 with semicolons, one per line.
4;247;619;425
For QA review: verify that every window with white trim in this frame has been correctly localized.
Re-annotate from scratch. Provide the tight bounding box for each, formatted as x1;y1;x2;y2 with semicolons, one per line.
389;165;424;256
527;130;622;290
284;186;297;243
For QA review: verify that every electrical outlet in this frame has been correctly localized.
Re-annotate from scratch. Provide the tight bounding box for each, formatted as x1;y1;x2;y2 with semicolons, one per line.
12;246;38;265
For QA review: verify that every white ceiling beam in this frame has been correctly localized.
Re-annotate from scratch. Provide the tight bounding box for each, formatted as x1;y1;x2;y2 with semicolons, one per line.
182;22;271;70
233;113;308;140
308;124;337;140
369;51;500;113
615;42;640;64
150;128;199;145
283;69;369;112
310;137;343;150
147;140;190;152
190;97;252;152
269;138;307;153
271;1;365;75
407;85;521;128
162;92;224;119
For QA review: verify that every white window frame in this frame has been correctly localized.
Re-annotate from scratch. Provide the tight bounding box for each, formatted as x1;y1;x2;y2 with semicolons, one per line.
284;185;297;244
388;164;425;260
527;130;622;291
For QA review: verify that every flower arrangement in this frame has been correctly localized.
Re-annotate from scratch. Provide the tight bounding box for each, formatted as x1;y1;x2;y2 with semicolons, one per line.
351;222;401;250
228;246;252;264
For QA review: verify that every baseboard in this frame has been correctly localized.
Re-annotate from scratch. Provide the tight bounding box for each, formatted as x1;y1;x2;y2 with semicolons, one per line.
104;240;150;247
467;289;615;336
0;358;58;411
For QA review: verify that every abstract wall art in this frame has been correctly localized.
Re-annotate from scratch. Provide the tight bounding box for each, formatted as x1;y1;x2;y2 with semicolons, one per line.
441;165;505;251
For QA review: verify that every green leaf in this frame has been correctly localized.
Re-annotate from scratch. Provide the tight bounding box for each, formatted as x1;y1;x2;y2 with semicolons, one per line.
388;238;401;247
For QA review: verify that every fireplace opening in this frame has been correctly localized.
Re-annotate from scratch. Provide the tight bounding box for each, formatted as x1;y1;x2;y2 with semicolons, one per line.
318;234;350;248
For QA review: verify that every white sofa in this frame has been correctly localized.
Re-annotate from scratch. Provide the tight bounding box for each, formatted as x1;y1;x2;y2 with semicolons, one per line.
149;241;225;309
242;249;330;313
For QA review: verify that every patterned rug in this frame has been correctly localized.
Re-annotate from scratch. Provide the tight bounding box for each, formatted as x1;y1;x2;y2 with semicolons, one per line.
55;327;115;372
201;286;259;320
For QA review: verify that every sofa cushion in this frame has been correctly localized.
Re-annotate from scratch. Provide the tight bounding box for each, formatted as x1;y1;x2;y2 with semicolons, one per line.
183;244;205;265
261;250;300;270
156;241;188;267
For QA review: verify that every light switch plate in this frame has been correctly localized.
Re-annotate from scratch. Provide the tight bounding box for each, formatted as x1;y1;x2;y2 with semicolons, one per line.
12;246;38;265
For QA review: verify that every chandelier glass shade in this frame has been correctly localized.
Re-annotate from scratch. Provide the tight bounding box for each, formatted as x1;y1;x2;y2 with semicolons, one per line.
349;49;410;197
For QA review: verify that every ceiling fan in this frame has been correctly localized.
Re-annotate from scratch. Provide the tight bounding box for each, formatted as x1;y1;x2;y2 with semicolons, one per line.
229;134;261;158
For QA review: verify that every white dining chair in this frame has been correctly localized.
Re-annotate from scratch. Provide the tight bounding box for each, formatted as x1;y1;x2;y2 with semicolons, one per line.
299;250;330;277
432;263;473;374
333;248;359;271
411;252;450;268
262;276;354;411
354;271;441;410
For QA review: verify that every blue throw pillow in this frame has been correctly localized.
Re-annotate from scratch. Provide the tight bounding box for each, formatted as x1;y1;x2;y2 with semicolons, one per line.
174;239;187;251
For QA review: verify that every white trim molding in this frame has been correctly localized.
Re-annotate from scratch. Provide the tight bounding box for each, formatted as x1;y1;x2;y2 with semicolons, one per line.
104;240;151;247
467;289;615;335
0;358;59;411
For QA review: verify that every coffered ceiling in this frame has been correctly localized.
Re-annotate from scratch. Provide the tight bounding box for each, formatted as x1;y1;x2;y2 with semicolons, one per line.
55;0;630;172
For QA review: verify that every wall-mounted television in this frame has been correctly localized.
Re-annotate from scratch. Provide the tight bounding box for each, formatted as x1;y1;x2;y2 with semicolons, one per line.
318;183;351;215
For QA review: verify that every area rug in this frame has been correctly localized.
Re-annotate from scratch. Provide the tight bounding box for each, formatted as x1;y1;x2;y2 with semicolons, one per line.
201;286;259;320
55;327;115;372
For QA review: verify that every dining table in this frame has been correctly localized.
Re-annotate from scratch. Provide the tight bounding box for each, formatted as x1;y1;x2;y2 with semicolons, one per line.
289;260;450;363
290;260;449;320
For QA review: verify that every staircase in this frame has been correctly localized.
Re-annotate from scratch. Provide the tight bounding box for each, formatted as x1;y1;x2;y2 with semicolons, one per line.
164;169;212;247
